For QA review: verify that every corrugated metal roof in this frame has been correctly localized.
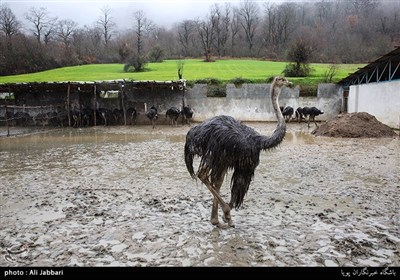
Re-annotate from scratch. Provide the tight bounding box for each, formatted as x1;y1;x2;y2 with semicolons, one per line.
338;46;400;86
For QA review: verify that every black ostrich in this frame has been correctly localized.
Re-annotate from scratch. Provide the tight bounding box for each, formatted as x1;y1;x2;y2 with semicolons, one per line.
146;106;158;129
302;106;324;128
166;107;181;126
184;76;291;228
181;106;194;125
126;107;137;125
281;106;294;122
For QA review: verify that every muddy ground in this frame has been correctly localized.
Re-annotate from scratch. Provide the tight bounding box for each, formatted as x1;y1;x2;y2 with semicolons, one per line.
0;123;399;267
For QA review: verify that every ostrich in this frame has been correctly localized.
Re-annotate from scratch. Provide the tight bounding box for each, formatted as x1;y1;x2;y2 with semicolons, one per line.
302;106;324;128
281;106;294;122
181;106;193;125
295;107;305;123
146;106;158;129
184;76;291;228
166;107;181;126
126;107;137;125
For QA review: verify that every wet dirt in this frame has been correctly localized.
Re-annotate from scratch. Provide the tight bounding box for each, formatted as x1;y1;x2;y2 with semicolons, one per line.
312;112;398;138
0;123;399;267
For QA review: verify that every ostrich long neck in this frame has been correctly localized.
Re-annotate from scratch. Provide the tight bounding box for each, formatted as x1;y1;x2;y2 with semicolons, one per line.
260;83;286;150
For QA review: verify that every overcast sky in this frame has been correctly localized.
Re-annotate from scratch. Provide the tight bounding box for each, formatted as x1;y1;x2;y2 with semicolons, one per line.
2;0;239;31
2;0;308;32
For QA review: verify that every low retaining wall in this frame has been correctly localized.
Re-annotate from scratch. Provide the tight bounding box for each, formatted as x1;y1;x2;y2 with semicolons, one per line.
0;81;341;126
185;83;341;122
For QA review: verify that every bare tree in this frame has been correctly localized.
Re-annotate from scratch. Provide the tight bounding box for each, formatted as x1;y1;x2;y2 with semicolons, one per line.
239;0;260;54
178;20;196;57
56;19;77;49
197;13;217;62
25;7;57;45
211;3;230;58
0;5;21;39
97;6;116;47
133;10;154;56
322;64;338;83
230;7;240;57
263;2;296;57
348;0;378;16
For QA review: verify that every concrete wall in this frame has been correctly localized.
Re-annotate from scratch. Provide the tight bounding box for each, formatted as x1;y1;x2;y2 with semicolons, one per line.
348;80;400;128
185;83;340;122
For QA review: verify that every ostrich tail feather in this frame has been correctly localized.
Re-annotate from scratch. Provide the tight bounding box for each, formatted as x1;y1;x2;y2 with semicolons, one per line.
230;169;253;210
184;142;196;179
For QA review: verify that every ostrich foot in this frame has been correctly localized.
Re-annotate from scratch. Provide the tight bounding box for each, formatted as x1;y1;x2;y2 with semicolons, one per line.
216;222;234;229
221;215;235;228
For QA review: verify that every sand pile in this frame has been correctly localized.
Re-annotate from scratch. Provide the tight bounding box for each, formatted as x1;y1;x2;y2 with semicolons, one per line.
312;112;397;138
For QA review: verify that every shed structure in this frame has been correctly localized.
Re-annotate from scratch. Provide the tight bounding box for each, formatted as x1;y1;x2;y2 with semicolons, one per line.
338;47;400;128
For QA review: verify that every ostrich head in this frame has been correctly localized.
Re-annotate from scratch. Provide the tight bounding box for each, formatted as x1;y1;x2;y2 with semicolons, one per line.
270;76;292;125
270;76;292;94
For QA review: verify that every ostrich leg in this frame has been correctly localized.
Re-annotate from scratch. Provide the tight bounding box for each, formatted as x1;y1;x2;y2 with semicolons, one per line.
210;170;227;226
197;169;234;228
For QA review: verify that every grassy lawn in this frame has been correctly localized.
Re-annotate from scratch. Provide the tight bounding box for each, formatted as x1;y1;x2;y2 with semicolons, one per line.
0;59;363;86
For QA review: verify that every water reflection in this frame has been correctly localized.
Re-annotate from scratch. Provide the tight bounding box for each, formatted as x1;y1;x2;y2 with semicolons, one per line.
0;126;188;153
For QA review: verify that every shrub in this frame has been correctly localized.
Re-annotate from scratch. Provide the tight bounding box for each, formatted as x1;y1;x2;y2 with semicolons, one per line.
299;85;318;97
123;54;148;72
207;85;226;97
282;63;312;77
229;77;253;88
148;46;164;63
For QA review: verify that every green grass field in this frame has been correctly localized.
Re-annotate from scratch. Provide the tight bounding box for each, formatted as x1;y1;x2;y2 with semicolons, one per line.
0;59;363;86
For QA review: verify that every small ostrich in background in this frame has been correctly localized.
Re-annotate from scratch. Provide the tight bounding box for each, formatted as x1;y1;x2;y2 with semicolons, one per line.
145;106;158;129
184;76;291;228
302;106;324;128
166;107;181;126
295;107;305;123
281;106;294;122
181;106;193;125
126;107;137;125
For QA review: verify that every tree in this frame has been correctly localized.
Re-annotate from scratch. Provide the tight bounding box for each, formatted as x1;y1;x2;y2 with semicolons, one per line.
148;45;164;62
283;38;314;77
230;7;240;57
0;5;21;39
262;2;296;58
56;19;77;48
177;20;196;57
177;59;185;79
56;19;78;65
97;6;116;47
211;3;230;58
322;64;338;83
197;12;217;62
25;7;57;45
133;10;154;57
239;0;260;54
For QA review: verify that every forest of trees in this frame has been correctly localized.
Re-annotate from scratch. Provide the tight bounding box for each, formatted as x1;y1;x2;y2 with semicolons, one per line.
1;0;400;76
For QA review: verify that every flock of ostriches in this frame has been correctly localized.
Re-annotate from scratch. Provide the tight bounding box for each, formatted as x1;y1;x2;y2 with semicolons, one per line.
1;105;195;128
281;105;324;128
2;101;323;130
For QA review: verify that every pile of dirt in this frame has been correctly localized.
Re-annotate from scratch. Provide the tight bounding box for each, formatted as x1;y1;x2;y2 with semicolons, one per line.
312;112;397;138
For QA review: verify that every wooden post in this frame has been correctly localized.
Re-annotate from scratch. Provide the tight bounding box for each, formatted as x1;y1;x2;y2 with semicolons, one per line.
77;85;81;127
93;83;97;127
5;104;10;137
181;80;186;125
67;83;71;127
120;82;127;125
